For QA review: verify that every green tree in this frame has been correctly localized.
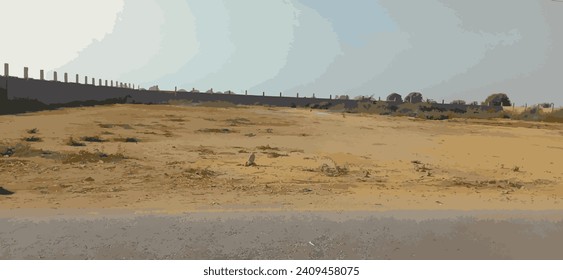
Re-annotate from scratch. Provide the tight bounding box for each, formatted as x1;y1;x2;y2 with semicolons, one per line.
484;93;511;106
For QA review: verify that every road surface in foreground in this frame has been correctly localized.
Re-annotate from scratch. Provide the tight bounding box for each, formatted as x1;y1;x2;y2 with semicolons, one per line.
1;210;563;259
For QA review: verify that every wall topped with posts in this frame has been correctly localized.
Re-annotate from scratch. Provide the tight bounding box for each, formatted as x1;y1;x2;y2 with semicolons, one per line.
0;63;137;90
0;62;526;113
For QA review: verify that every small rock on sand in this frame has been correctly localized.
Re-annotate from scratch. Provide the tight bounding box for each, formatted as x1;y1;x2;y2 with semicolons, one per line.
245;153;256;167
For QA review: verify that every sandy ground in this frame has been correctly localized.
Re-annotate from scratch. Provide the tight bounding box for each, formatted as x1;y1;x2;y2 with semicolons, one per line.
0;104;562;212
1;104;563;260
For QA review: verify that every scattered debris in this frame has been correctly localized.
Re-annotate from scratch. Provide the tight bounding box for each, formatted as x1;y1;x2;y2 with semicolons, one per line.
84;177;95;182
266;128;274;133
308;241;315;246
435;200;444;205
1;147;15;157
302;188;313;193
244;133;256;137
26;128;39;134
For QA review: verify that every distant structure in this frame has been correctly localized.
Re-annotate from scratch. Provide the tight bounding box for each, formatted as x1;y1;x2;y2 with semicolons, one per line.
386;93;403;102
149;85;159;91
405;92;423;103
451;100;466;105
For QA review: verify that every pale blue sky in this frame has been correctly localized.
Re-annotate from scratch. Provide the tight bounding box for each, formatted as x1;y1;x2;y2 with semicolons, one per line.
1;0;562;105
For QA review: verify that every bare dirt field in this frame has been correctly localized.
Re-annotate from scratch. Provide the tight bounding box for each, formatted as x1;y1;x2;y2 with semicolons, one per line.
1;104;562;213
2;104;563;259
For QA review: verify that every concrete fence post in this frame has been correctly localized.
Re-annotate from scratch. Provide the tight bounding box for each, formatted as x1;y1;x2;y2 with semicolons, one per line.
280;92;282;97
245;90;247;95
99;79;102;86
313;93;316;99
105;80;108;87
92;78;95;85
330;95;332;100
4;63;8;77
24;67;29;79
263;91;265;96
64;73;68;83
75;74;79;83
85;76;88;85
297;93;299;98
53;71;58;82
111;80;113;87
40;70;44;80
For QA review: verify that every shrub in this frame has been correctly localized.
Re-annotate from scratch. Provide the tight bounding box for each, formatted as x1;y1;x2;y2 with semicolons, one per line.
484;93;511;106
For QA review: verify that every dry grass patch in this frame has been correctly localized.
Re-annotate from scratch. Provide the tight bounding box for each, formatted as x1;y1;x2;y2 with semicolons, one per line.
113;137;140;143
23;136;42;142
67;137;86;147
81;136;106;143
256;145;280;151
197;128;237;134
226;118;252;126
182;167;217;180
98;123;134;129
264;152;288;158
62;150;126;164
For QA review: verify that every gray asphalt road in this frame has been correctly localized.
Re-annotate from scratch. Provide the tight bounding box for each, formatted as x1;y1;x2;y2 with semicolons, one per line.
1;210;563;259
